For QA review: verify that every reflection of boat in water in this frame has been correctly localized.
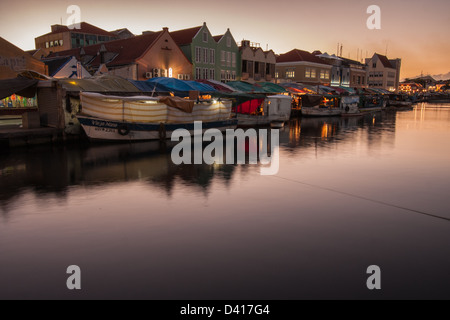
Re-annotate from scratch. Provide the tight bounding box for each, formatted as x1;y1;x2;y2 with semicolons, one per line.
236;95;292;126
77;92;237;141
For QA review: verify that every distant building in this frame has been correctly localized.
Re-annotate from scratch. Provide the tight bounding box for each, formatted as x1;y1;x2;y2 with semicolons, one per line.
214;29;240;82
170;23;240;82
275;49;332;85
42;56;90;79
239;41;276;83
365;53;401;91
111;28;135;40
46;28;192;81
35;22;119;53
399;82;424;94
0;37;47;79
316;52;367;89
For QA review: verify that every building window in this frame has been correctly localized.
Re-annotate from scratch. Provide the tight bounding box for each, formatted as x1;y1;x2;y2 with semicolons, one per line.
196;67;201;80
227;36;231;47
232;71;236;80
232;52;236;68
209;69;215;80
227;52;231;67
286;70;295;78
357;76;361;85
362;77;365;85
178;74;184;80
210;49;215;64
59;40;64;46
372;62;376;68
226;70;231;81
195;47;201;63
221;51;225;67
221;70;225;81
202;68;208;80
203;48;208;64
275;71;279;78
305;67;315;78
45;42;49;48
203;31;208;43
320;70;327;79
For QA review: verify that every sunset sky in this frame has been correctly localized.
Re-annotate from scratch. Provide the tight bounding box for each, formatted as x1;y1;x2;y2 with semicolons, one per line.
1;0;449;79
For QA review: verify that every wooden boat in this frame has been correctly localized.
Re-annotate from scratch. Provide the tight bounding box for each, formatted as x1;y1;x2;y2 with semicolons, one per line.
236;95;292;126
301;95;341;117
77;92;237;141
340;96;361;117
359;94;386;114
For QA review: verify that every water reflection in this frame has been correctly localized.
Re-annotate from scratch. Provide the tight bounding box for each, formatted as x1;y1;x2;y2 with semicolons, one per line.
0;110;401;216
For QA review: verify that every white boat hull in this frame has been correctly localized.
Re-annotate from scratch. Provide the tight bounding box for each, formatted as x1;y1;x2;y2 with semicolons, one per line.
78;116;238;141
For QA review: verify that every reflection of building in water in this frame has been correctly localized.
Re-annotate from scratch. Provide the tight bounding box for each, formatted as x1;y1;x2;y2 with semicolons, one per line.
281;111;397;153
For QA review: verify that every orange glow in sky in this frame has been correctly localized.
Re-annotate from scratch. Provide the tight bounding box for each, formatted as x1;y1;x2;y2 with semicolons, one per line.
1;0;449;79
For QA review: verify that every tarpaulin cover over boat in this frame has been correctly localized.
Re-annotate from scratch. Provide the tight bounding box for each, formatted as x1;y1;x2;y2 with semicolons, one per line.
80;92;232;124
58;75;140;92
0;76;39;100
196;79;234;93
135;77;216;97
226;81;266;93
302;95;323;108
256;82;287;94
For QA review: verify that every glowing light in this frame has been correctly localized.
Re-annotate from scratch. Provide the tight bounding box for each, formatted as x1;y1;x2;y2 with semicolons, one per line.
169;68;173;78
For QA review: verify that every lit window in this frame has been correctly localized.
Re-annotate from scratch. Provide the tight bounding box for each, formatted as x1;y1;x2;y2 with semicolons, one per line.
286;69;295;78
275;71;279;78
45;42;49;48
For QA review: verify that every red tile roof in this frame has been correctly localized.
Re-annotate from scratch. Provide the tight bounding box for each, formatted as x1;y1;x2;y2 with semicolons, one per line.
170;26;202;46
48;31;164;67
277;49;329;65
375;53;393;69
39;22;116;38
213;35;223;42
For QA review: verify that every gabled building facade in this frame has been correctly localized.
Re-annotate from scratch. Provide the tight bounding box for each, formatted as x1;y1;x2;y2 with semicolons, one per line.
365;53;401;91
170;23;240;82
215;29;240;82
275;49;332;85
42;56;89;79
239;41;276;83
47;28;192;81
35;22;119;53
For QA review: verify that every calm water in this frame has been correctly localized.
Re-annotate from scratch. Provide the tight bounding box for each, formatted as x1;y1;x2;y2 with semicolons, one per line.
1;103;449;299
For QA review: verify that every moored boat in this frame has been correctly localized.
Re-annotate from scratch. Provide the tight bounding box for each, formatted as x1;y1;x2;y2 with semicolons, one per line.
340;96;361;117
301;95;341;117
77;92;237;141
236;95;292;126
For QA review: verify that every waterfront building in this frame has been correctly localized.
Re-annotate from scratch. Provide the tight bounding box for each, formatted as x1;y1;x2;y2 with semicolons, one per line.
275;49;332;85
365;53;401;92
316;52;367;89
41;56;90;79
239;41;276;83
170;23;240;82
46;28;192;81
35;22;119;53
214;29;240;82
